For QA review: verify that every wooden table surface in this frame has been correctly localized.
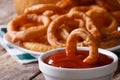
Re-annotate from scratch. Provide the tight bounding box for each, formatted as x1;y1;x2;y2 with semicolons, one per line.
0;0;120;80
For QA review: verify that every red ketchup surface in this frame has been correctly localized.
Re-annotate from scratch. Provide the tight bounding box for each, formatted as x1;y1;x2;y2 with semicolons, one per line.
44;50;113;68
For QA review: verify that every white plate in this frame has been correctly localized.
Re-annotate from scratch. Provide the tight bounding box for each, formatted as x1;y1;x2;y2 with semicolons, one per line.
3;35;42;56
3;32;120;57
105;27;120;51
106;44;120;51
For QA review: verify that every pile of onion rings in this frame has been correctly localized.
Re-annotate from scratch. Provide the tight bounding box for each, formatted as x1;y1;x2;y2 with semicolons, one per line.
7;1;120;53
47;11;101;48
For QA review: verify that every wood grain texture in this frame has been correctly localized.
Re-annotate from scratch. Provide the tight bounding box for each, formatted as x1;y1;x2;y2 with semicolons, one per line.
112;61;120;80
0;53;40;80
33;73;45;80
0;45;6;56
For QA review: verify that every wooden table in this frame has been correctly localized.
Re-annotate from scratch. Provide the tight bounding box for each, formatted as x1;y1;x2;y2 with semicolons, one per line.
0;0;120;80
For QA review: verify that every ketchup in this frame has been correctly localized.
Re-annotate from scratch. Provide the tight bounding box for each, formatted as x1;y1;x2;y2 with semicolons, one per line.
44;50;113;68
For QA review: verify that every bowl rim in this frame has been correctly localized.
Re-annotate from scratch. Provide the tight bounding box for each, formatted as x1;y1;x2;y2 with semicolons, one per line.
39;47;118;71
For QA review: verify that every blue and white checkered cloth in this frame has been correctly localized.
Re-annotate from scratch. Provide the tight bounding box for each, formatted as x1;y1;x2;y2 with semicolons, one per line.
0;25;37;64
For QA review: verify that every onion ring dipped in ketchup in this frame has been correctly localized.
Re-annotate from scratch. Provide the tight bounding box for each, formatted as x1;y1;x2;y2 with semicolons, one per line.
66;28;99;64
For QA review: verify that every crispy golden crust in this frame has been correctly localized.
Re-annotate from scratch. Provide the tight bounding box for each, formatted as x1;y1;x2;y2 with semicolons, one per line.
8;2;120;54
7;14;50;42
86;7;119;35
24;4;64;14
66;28;98;64
111;11;120;25
96;0;120;11
22;42;55;52
47;11;100;48
14;0;59;14
99;39;119;49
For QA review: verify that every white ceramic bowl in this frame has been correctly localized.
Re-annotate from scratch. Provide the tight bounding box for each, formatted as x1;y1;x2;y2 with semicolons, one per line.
38;47;118;80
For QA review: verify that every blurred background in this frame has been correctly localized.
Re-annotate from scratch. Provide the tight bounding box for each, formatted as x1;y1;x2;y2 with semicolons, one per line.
0;0;16;25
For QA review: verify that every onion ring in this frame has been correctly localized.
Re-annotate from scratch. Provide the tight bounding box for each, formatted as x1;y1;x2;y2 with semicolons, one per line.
66;28;99;64
99;30;120;48
22;42;55;52
24;4;65;14
24;4;65;21
99;39;119;49
111;11;120;25
69;5;119;41
69;5;101;13
68;11;101;40
78;0;95;5
47;15;79;47
86;7;119;35
58;24;70;41
104;31;120;41
96;0;120;11
56;0;79;10
7;14;50;42
56;0;72;8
